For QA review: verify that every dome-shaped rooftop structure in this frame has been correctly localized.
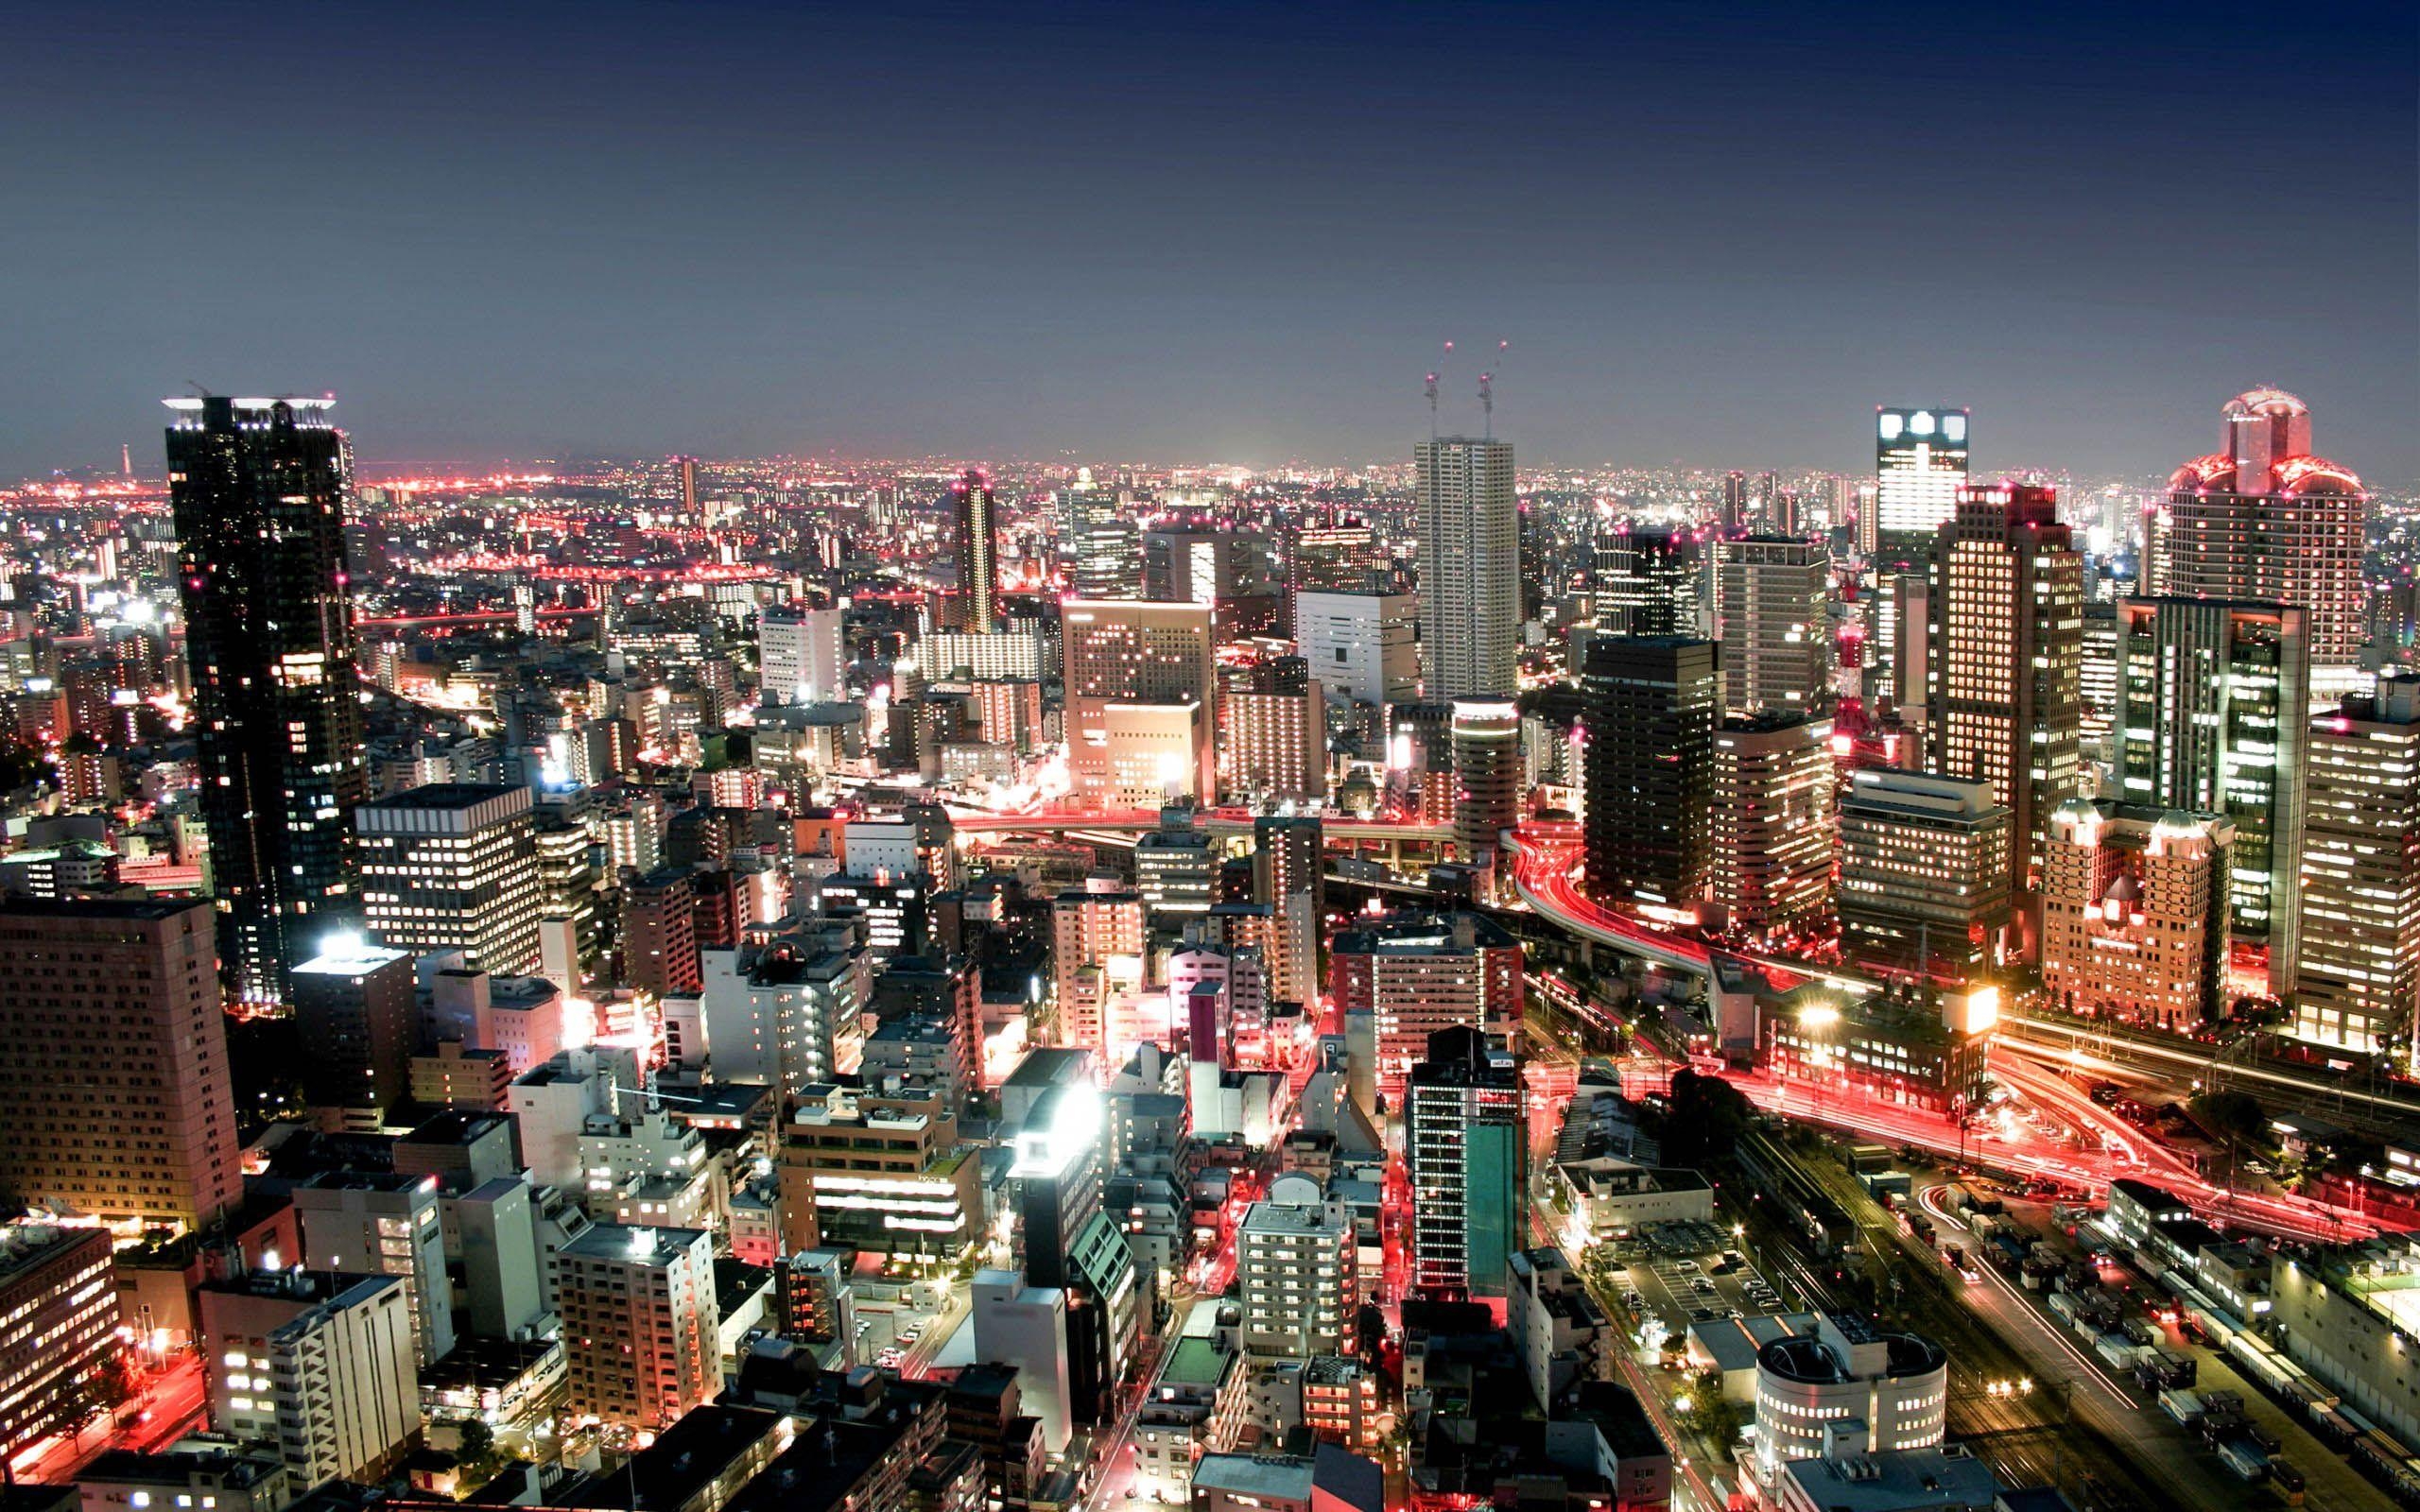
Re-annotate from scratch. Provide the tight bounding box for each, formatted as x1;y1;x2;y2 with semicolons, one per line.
2223;387;2310;421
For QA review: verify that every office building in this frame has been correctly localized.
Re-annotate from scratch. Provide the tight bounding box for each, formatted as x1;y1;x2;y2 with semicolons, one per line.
1012;1082;1141;1427
1751;1314;1947;1477
1330;912;1521;1106
1063;598;1218;802
1191;1445;1385;1512
1237;1175;1357;1361
1582;636;1719;920
0;1225;118;1458
758;604;847;706
0;898;240;1234
1415;437;1519;700
1592;524;1703;639
1709;713;1835;941
1868;406;1969;565
1051;881;1147;1062
557;1224;721;1431
1134;820;1218;920
1288;521;1389;627
2040;800;2233;1031
1406;1026;1522;1300
775;1084;982;1254
1060;472;1143;602
1836;770;2012;984
1450;699;1522;890
1927;484;2083;907
76;1446;291;1512
165;395;366;1006
290;938;417;1130
2296;677;2420;1057
2114;597;2308;992
2152;388;2367;676
1294;589;1417;713
947;467;998;632
1253;816;1323;1011
199;1270;419;1488
1716;536;1832;714
356;782;542;975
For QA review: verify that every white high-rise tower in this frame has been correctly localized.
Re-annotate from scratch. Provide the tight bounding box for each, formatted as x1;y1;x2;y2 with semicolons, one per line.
1416;437;1518;700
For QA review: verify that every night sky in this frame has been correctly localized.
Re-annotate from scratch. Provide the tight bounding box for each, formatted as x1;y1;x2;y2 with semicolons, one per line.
2;1;2412;482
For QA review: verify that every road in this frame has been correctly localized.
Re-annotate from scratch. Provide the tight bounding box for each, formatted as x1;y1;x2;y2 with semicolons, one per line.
14;1354;206;1485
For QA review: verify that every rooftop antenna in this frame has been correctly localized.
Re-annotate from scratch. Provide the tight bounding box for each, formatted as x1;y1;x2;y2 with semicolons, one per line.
1432;340;1453;439
1480;339;1509;439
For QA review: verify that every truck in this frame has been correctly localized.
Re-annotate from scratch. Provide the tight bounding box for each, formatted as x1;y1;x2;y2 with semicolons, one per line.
2217;1438;2271;1484
2269;1460;2306;1505
2120;1316;2157;1347
2160;1388;2204;1427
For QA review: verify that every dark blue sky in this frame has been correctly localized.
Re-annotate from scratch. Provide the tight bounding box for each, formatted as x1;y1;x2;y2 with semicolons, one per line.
3;1;2412;482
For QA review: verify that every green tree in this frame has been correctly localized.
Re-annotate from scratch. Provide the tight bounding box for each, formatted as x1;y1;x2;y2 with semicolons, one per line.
458;1417;495;1464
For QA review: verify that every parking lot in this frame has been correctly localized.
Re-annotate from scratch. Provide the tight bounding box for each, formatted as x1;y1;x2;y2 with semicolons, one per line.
1600;1220;1795;1348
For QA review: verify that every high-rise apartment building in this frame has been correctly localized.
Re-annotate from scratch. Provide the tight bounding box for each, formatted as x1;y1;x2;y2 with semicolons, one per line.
1837;770;2012;984
758;603;847;706
1405;1026;1522;1300
1295;591;1418;712
1715;536;1832;715
356;782;543;974
1709;713;1835;941
1927;484;2083;907
1223;658;1325;803
286;1171;457;1366
1450;699;1522;895
1868;406;1969;565
1063;598;1218;803
2296;677;2420;1057
622;867;703;996
1415;438;1519;700
0;898;240;1233
557;1224;721;1431
1051;881;1148;1060
2114;597;2308;992
199;1270;419;1488
1581;637;1720;920
947;467;998;632
1253;816;1323;1011
1592;525;1703;639
2040;801;2234;1031
1237;1175;1357;1361
1328;912;1521;1105
2152;388;2366;677
165;395;366;1005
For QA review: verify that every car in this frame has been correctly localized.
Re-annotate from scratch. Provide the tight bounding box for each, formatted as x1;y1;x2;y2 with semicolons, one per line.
1689;1307;1716;1322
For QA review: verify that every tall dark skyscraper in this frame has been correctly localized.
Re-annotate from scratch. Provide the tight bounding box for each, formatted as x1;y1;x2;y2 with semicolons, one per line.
1582;636;1720;919
1592;524;1702;638
948;466;998;631
166;395;366;1007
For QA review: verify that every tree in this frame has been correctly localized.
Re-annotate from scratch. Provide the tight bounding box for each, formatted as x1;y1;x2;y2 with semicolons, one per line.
457;1417;495;1464
1659;1069;1754;1169
2189;1090;2267;1145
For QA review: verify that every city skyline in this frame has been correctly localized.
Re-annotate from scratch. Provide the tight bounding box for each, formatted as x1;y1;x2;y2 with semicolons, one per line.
0;2;2411;483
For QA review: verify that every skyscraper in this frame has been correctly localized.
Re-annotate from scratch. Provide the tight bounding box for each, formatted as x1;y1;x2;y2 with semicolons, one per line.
166;394;366;1006
1415;437;1519;700
1013;1082;1140;1426
1581;637;1720;919
1592;524;1702;639
356;782;544;974
0;898;242;1233
2114;597;2308;992
2296;676;2420;1056
1926;483;2083;908
2152;388;2367;679
1869;406;1969;565
1715;536;1832;715
1836;770;2012;984
1709;713;1836;941
1450;699;1522;893
1405;1025;1522;1300
948;466;999;632
1060;469;1142;601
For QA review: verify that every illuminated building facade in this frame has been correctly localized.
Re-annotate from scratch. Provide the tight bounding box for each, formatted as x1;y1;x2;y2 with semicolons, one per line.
1415;437;1519;700
1296;590;1418;713
1013;1082;1141;1427
2114;597;2308;993
1050;881;1147;1060
946;467;998;632
1449;698;1522;891
1926;483;2083;908
165;395;366;1006
1592;524;1703;639
775;1084;981;1253
1716;535;1832;715
199;1270;418;1487
0;1225;117;1456
758;603;846;705
1752;1314;1947;1478
1868;406;1969;565
1406;1025;1523;1299
356;782;543;974
556;1224;720;1430
1222;658;1325;803
1237;1177;1357;1362
1761;988;1986;1115
2040;800;2233;1030
1836;770;2011;984
1710;713;1836;941
1063;598;1217;802
2152;388;2367;677
2295;677;2420;1057
1581;636;1719;920
0;898;240;1234
1328;912;1522;1106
